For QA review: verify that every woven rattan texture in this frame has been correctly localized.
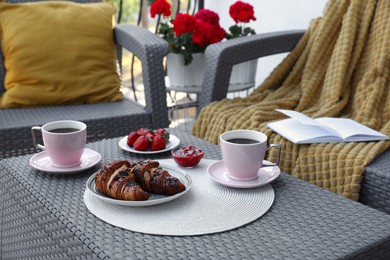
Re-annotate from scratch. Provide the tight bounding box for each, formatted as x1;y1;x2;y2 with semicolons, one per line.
194;0;390;202
1;173;97;259
198;30;305;114
0;100;152;158
114;24;170;129
360;148;390;214
0;0;170;160
1;129;390;259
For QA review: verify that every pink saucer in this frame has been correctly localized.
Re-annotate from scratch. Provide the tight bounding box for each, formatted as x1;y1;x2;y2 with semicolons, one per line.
207;160;280;188
29;148;101;174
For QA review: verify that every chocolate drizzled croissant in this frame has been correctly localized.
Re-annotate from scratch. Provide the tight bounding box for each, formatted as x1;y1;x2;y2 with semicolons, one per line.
131;160;186;195
96;160;149;201
95;160;186;201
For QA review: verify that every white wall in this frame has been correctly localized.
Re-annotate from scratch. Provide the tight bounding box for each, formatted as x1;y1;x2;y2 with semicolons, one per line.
204;0;328;87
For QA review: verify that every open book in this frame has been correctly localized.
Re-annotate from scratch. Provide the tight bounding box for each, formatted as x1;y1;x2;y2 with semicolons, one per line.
267;109;389;144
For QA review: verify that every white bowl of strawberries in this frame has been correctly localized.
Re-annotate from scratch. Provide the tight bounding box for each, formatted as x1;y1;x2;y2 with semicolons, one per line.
127;128;171;151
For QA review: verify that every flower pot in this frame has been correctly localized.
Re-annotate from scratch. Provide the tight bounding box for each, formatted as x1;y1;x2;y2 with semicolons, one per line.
229;59;258;85
166;53;205;88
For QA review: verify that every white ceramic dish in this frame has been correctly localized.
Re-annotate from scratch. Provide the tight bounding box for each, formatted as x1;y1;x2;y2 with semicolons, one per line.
118;134;180;154
29;148;101;174
85;164;192;207
207;160;280;188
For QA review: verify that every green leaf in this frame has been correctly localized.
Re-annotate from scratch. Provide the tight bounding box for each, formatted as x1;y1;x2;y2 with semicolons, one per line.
243;27;256;36
183;52;193;65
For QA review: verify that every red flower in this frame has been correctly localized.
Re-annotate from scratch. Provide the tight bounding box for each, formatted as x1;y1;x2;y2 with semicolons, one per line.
192;9;225;47
213;26;227;43
150;0;171;18
229;1;256;23
172;13;196;36
151;5;228;65
194;9;220;26
192;20;225;46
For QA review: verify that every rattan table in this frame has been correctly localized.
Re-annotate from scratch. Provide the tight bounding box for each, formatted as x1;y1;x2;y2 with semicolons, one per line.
1;128;390;259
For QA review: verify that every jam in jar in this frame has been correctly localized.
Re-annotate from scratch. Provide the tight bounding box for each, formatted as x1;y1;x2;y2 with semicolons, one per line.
171;146;204;167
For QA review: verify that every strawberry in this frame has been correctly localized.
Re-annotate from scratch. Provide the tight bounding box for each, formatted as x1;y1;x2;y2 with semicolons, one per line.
127;131;140;147
155;128;166;135
137;128;153;136
145;132;155;140
155;128;170;143
133;135;151;151
151;135;166;151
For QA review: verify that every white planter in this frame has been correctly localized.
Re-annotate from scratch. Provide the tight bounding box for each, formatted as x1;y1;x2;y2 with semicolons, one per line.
166;54;257;92
166;53;205;88
229;59;258;85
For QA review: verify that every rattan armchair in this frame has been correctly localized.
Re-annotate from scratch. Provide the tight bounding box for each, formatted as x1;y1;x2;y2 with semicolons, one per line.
196;30;390;215
0;0;170;158
197;30;305;114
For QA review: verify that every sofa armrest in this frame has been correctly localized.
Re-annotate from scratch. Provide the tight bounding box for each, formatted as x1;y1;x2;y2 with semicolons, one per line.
360;148;390;214
197;30;305;114
114;24;170;128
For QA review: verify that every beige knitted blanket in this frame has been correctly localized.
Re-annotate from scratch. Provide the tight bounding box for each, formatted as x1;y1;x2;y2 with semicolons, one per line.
192;0;390;201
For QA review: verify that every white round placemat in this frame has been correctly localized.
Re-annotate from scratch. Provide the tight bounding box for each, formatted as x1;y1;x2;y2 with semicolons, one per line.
84;159;275;236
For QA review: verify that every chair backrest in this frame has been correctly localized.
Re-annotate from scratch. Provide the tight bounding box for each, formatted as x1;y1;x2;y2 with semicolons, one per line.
0;0;108;96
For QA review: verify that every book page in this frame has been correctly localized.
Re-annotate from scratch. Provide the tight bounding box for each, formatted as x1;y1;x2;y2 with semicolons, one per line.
276;109;322;126
275;109;341;137
270;109;389;143
315;118;389;141
267;118;342;144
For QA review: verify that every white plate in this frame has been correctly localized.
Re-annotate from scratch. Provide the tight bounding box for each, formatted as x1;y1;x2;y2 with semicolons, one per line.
29;148;101;174
85;164;192;207
207;160;280;188
118;134;180;154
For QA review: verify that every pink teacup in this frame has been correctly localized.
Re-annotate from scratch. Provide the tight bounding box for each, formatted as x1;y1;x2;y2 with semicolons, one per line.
220;130;281;181
31;120;87;167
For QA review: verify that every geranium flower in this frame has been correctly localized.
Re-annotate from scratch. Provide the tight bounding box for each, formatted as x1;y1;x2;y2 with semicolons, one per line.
229;1;256;23
172;13;196;36
193;20;225;46
226;1;257;39
150;0;171;18
150;0;256;65
194;9;220;26
150;1;226;65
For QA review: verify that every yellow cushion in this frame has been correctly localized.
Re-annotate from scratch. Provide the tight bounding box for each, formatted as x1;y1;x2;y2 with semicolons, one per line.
0;1;123;108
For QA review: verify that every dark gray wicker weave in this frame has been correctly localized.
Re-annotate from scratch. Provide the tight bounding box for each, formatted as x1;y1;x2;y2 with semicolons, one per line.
197;30;305;114
197;31;390;215
1;128;390;259
0;0;170;159
360;148;390;215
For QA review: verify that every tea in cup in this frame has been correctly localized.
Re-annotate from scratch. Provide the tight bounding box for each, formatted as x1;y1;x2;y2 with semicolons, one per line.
31;120;87;167
220;130;281;181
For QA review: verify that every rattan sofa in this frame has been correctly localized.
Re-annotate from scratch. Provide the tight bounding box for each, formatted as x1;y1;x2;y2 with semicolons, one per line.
196;30;390;215
0;0;170;158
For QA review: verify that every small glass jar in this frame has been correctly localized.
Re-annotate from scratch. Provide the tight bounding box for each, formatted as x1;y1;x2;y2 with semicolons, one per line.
171;146;204;168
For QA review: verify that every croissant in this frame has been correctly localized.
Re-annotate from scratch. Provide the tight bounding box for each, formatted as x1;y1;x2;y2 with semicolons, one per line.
96;160;150;201
130;160;186;195
95;160;186;201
